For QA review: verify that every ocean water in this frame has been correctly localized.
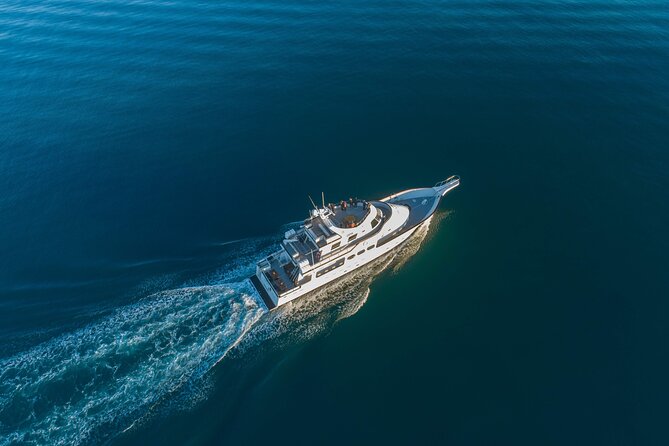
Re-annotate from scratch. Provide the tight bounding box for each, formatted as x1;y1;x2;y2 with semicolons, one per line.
1;0;668;445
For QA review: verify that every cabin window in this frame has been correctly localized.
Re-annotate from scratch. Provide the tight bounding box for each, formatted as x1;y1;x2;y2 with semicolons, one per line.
371;218;380;229
316;258;345;277
299;274;312;284
331;242;340;250
357;250;365;255
367;245;374;250
348;234;357;242
348;255;355;260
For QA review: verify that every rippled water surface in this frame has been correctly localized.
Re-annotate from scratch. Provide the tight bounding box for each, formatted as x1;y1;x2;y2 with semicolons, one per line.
1;1;668;445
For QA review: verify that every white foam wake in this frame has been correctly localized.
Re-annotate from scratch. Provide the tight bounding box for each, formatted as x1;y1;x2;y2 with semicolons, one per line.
0;282;265;446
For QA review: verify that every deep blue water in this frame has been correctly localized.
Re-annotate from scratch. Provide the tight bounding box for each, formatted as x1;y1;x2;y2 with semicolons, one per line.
1;0;669;444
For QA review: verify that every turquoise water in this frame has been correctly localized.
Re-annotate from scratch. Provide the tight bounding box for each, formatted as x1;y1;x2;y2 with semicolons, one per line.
1;0;668;444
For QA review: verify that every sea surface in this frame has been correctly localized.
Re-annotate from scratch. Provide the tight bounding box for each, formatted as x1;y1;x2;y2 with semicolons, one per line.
1;0;668;445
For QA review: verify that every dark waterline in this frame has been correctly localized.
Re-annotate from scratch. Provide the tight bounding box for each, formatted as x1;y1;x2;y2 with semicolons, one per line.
1;0;668;445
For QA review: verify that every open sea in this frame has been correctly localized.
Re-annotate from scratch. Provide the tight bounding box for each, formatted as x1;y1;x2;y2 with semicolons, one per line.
1;0;668;445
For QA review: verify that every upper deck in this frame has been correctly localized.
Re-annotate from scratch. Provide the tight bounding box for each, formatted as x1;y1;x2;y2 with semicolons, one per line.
283;201;391;268
305;201;370;241
328;202;370;228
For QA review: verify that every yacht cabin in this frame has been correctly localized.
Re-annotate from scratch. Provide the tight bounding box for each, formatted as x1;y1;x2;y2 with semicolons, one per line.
256;199;387;296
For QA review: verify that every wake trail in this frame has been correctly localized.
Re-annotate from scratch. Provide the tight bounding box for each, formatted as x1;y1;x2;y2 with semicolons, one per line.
0;281;266;446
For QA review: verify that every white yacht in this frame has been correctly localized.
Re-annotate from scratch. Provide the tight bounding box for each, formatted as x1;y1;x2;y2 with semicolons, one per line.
250;176;460;309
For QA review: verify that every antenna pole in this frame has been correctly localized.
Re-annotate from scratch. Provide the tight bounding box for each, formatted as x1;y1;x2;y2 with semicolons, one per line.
308;195;318;211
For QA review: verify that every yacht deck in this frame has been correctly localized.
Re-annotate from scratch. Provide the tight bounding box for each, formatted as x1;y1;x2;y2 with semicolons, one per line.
284;234;319;259
391;195;439;228
328;203;370;228
264;255;297;295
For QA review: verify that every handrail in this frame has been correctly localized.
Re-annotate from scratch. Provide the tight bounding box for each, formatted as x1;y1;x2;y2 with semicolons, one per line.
434;175;460;188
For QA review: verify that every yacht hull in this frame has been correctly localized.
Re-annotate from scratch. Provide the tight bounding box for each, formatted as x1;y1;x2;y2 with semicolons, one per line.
250;177;459;309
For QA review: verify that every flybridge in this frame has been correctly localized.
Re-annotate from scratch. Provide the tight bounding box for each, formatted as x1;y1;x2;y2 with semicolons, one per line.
283;199;384;268
250;176;460;309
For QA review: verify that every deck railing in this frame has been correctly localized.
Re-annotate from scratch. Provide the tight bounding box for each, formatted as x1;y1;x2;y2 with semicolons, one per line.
434;175;460;188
